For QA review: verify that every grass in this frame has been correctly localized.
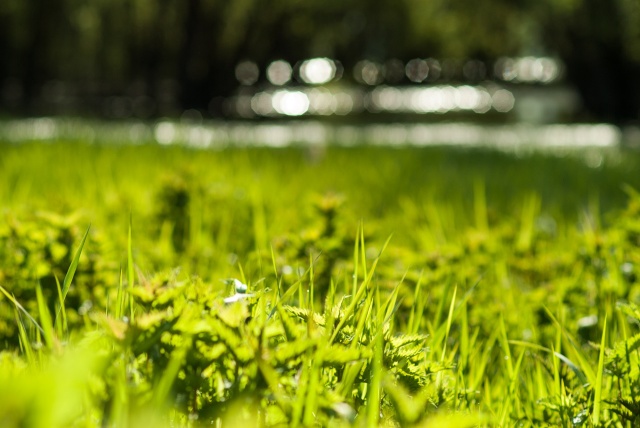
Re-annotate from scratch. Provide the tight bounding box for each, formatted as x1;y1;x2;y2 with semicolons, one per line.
1;139;640;426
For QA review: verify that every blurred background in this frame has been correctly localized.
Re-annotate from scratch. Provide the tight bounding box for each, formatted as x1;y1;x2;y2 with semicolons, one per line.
1;0;639;125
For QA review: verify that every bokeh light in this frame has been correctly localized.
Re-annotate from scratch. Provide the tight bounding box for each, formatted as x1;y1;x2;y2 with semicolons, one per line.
354;60;383;86
494;57;561;83
0;118;625;155
244;84;515;117
368;85;508;114
235;61;260;85
266;60;293;86
405;59;429;83
272;90;310;116
224;56;572;119
299;58;337;85
307;88;338;115
334;92;356;115
492;89;516;112
251;92;275;116
248;88;357;117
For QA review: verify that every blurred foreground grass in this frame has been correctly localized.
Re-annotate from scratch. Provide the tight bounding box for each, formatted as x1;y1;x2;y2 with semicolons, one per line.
1;141;640;427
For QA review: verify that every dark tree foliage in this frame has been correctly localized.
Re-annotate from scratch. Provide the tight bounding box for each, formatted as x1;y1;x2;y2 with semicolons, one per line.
538;0;640;123
0;0;638;122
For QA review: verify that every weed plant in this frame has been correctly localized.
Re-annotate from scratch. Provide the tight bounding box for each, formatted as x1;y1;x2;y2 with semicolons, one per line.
1;141;640;426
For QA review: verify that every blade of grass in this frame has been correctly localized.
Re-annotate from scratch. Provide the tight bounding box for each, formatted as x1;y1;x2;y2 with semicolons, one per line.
115;267;124;320
592;315;607;427
154;338;191;408
268;261;315;319
128;214;135;322
350;298;374;350
54;276;67;335
291;351;310;427
308;253;314;313
381;275;404;328
270;244;279;287
58;225;90;313
352;224;360;297
302;350;321;426
553;351;588;387
498;316;514;379
468;328;498;391
36;283;56;350
440;285;457;363
366;308;384;427
432;279;453;336
407;271;424;334
111;354;129;427
330;235;392;344
543;305;595;386
15;310;35;365
0;284;45;336
516;193;539;252
499;349;526;425
508;340;552;354
257;358;292;416
429;280;478;360
359;222;368;281
459;299;469;373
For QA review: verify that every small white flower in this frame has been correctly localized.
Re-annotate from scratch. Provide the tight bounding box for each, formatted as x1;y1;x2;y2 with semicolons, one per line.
222;278;249;294
221;278;254;303
233;279;248;294
223;293;255;304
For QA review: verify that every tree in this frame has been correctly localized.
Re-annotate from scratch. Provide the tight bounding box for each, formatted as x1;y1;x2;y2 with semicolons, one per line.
2;0;639;122
537;0;640;123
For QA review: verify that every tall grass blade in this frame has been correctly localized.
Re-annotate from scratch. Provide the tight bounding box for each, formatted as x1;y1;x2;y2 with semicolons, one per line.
440;285;457;363
553;351;588;386
366;321;384;427
270;244;279;283
330;235;392;344
268;263;314;319
516;193;539;252
60;225;90;305
52;225;89;328
54;276;67;335
154;340;190;408
36;283;56;350
544;305;595;385
291;352;310;427
407;271;424;334
302;354;321;426
115;267;124;320
352;225;360;297
592;315;607;426
111;356;129;427
15;310;35;365
359;222;368;281
0;284;45;336
128;214;135;322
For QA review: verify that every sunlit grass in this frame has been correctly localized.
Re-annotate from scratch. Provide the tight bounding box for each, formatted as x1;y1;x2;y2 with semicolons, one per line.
1;140;640;426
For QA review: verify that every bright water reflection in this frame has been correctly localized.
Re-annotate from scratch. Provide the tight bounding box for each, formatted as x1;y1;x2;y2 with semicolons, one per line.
232;84;516;118
1;118;633;159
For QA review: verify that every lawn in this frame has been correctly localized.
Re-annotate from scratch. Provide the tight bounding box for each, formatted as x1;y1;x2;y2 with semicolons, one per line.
1;139;640;427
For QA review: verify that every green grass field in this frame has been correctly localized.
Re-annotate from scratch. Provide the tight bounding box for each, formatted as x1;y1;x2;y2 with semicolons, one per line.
1;139;640;427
